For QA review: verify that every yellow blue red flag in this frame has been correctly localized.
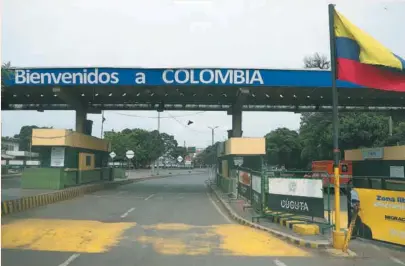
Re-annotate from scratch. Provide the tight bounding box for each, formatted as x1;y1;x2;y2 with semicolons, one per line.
333;10;405;92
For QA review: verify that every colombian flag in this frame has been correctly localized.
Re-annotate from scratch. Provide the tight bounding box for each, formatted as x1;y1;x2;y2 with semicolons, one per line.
334;10;405;92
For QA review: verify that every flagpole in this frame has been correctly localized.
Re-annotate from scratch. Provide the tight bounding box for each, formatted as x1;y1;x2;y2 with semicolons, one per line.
328;3;344;250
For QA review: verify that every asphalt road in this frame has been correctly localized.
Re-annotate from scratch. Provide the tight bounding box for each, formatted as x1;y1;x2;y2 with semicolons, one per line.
2;173;404;266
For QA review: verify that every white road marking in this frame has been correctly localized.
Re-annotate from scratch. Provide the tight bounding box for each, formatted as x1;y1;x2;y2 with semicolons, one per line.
145;194;155;201
206;192;232;223
273;259;287;266
120;207;136;218
371;244;381;251
390;256;405;265
58;254;80;266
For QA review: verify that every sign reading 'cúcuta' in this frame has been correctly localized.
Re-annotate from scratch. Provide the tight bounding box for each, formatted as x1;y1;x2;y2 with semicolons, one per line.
267;178;324;218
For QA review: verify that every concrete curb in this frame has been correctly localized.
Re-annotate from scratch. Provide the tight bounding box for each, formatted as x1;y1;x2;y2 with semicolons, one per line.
0;174;171;216
208;184;331;250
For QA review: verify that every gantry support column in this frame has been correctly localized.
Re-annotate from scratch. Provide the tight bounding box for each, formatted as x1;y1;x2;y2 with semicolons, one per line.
227;88;249;138
231;105;243;137
75;109;87;134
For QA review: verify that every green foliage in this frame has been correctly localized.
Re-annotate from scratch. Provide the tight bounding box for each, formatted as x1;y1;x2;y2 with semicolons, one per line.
104;128;179;167
295;112;404;169
13;125;52;151
265;128;303;169
1;62;12;87
194;143;218;165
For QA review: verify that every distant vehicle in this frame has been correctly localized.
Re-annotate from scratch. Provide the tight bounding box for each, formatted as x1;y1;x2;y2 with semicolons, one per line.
308;160;353;191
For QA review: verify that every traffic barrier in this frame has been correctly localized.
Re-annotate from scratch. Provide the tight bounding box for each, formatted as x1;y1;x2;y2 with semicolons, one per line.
218;167;334;235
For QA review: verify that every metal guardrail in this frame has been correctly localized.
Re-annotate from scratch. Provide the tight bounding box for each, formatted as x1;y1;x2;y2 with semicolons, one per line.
352;176;405;191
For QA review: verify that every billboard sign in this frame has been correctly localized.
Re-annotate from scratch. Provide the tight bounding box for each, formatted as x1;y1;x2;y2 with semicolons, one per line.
350;188;405;246
267;178;324;218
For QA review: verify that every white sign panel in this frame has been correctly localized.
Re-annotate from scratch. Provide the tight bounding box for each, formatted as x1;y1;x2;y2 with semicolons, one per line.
361;147;384;159
109;152;116;159
252;175;261;193
9;160;24;166
26;160;41;166
177;156;183;163
268;178;323;199
390;166;405;178
126;150;135;159
1;160;6;165
51;147;65;167
234;157;244;166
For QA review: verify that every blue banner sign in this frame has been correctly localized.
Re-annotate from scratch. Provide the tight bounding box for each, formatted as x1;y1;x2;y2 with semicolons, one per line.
4;67;360;88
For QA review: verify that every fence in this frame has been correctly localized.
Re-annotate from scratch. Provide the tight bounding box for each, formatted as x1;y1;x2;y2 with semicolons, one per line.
216;167;335;234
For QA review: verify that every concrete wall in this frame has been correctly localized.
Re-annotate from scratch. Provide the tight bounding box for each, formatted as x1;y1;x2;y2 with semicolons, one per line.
22;167;114;190
22;168;64;189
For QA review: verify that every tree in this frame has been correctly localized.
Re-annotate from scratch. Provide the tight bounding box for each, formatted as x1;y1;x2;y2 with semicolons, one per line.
194;143;218;165
298;112;398;168
303;52;330;69
14;125;52;151
104;128;175;168
265;128;303;169
1;62;12;88
160;133;179;159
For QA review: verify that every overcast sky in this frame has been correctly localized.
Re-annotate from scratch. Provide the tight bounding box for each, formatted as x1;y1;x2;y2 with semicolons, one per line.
2;0;405;148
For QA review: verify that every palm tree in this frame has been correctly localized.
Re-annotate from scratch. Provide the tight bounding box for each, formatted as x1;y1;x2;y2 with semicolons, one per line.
1;61;12;89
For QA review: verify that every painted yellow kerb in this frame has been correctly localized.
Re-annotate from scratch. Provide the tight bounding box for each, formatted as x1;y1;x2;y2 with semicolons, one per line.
1;219;135;253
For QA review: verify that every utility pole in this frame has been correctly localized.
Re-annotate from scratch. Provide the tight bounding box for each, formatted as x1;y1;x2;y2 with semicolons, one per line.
157;111;160;175
208;126;218;171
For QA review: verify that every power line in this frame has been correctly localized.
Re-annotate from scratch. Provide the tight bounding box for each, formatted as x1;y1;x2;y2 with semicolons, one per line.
166;112;208;134
110;111;206;119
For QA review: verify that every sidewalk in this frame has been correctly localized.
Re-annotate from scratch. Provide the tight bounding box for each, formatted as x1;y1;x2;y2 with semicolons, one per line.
209;183;331;249
1;173;22;179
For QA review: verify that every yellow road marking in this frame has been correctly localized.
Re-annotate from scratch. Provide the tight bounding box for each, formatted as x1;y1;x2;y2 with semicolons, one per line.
139;223;310;257
215;224;309;256
2;219;135;253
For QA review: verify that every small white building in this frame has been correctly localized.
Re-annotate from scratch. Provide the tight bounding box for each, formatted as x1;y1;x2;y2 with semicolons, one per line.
1;138;40;169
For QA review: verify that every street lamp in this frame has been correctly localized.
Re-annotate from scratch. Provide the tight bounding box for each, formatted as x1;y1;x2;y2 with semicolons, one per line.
208;126;218;146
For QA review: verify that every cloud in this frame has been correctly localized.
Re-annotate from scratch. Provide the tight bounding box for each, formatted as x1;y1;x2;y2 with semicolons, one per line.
2;0;404;147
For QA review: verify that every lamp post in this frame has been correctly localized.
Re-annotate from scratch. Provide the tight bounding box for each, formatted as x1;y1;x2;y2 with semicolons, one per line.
208;126;218;146
208;126;218;174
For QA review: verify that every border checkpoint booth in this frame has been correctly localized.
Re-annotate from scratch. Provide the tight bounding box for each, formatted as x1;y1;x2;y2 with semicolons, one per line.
216;137;266;200
21;128;115;190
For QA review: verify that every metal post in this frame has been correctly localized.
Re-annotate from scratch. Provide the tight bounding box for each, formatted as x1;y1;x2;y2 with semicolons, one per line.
101;110;105;139
328;3;344;250
157;111;160;175
389;116;393;136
